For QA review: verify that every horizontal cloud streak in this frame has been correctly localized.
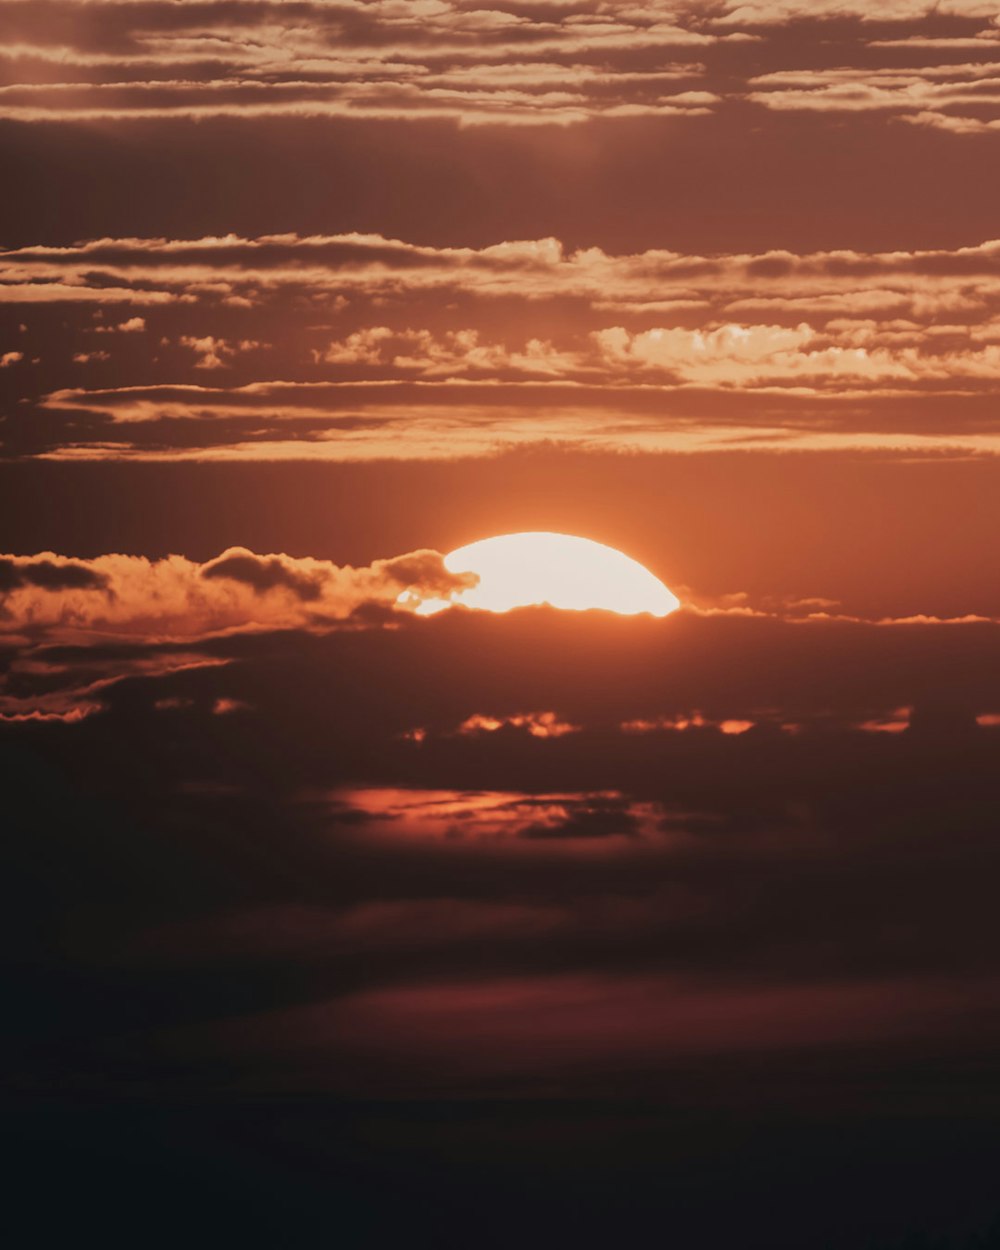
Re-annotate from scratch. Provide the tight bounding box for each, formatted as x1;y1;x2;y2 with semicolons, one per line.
1;0;998;133
7;232;1000;459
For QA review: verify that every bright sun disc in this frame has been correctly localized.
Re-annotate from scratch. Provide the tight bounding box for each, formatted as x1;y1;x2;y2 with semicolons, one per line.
424;532;680;617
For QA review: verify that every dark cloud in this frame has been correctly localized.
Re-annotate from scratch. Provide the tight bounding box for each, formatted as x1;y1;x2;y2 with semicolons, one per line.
0;555;109;593
517;792;643;839
6;605;1000;1080
5;585;1000;1244
201;551;324;600
378;549;476;598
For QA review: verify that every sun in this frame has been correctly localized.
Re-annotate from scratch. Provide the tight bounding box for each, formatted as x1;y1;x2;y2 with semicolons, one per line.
412;532;680;617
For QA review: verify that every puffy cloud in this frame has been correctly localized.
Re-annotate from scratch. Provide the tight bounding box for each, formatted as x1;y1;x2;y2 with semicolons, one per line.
594;322;887;384
454;710;581;737
316;326;582;377
93;317;146;335
0;545;474;646
591;321;1000;384
0;544;476;720
202;551;327;601
178;335;264;369
316;327;396;366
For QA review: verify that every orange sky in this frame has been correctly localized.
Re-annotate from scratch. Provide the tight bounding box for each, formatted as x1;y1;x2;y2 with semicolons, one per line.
5;6;1000;1244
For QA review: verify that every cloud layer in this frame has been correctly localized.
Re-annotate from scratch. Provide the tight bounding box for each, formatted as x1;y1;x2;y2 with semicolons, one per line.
7;231;1000;459
7;595;1000;1117
3;1;1000;132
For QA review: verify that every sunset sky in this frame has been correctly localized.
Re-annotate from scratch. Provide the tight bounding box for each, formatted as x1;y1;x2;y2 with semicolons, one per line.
5;3;1000;1247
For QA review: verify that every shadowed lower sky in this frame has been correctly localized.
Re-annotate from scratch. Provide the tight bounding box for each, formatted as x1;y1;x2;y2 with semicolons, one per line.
5;4;1000;1247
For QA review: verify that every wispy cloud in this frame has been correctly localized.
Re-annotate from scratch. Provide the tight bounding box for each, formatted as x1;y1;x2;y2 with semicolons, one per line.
1;1;998;130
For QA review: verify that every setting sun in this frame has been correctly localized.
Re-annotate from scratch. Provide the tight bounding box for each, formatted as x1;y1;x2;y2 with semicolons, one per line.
413;532;680;617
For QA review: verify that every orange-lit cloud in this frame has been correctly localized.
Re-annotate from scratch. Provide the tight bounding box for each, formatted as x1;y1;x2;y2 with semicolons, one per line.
7;232;1000;315
330;787;664;844
7;231;1000;461
621;713;755;734
455;710;581;738
2;0;998;134
0;1;725;125
0;547;472;645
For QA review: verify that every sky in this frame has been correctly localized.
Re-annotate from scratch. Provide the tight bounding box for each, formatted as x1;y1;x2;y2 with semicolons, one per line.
5;3;1000;1247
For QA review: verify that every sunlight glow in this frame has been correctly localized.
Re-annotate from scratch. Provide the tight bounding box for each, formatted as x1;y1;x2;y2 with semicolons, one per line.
416;532;680;617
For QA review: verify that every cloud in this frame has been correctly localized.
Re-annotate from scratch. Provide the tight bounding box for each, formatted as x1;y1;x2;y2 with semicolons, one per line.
9;558;1000;726
0;555;110;594
1;0;997;136
201;551;326;601
315;327;581;377
212;696;251;715
454;710;581;738
748;62;1000;133
713;1;1000;22
621;712;756;733
6;230;1000;460
0;544;473;719
0;545;473;647
517;791;645;839
592;322;928;384
8;231;1000;313
0;0;995;133
0;1;722;125
171;968;1000;1099
329;787;664;843
93;317;146;335
179;335;263;369
7;590;1000;1119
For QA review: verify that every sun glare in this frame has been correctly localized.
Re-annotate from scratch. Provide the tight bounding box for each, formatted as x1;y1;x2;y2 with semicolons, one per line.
412;532;680;617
